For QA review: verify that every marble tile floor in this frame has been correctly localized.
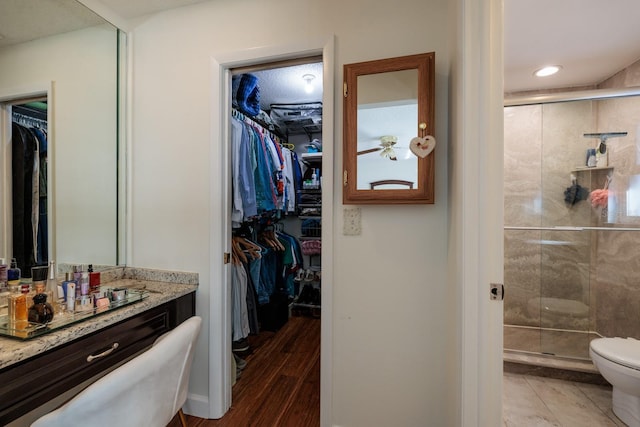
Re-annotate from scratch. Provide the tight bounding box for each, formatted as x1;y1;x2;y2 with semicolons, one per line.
503;372;626;426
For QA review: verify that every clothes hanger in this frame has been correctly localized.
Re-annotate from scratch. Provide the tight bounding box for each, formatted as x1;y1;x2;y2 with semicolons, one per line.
231;238;248;264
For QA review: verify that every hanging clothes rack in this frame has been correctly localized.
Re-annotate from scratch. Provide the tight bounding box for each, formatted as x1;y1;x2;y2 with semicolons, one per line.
232;108;286;145
12;111;48;131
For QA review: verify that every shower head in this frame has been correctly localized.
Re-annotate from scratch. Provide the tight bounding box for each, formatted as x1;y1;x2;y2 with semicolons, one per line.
583;132;628;154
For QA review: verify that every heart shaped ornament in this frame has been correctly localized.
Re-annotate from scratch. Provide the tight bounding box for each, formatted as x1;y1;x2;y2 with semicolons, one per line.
409;135;436;158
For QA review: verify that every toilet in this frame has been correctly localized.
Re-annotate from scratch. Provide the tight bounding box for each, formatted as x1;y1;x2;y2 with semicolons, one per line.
590;337;640;427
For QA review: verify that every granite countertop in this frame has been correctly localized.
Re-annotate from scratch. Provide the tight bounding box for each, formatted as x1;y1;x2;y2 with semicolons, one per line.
0;267;198;370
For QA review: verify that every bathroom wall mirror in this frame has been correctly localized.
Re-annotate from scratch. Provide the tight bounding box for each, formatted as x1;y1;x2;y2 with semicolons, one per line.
343;52;435;204
0;1;125;274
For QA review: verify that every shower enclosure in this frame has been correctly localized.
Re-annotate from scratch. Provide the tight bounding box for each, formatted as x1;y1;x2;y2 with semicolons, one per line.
504;88;640;363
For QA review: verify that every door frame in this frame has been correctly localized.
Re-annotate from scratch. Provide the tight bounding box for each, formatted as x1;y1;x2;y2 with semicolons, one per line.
0;83;55;266
455;0;504;424
209;36;335;423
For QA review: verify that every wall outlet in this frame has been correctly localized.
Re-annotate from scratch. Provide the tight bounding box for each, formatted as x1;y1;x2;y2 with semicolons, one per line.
343;207;361;235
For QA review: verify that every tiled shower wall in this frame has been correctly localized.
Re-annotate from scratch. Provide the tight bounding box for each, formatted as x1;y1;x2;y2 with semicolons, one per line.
504;86;640;348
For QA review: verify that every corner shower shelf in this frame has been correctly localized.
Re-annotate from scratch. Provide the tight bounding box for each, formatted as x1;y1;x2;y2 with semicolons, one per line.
571;166;613;172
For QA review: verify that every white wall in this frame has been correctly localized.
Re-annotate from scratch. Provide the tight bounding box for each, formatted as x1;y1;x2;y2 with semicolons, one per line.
0;25;119;267
129;0;452;425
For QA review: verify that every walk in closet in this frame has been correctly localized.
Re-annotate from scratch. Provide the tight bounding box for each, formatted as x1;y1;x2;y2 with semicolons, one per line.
228;59;323;384
6;100;50;277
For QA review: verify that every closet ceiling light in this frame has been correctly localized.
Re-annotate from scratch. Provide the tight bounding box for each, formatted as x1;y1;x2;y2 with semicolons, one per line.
534;65;562;77
302;74;316;93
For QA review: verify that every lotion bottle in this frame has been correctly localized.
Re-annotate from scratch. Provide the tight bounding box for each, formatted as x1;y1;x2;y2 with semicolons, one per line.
61;272;77;303
66;283;76;312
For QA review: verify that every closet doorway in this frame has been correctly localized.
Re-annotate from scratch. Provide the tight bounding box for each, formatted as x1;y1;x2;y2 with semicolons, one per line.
228;57;324;423
1;95;51;278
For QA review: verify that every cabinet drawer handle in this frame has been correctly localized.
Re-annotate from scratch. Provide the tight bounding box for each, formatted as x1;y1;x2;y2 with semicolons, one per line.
86;342;119;362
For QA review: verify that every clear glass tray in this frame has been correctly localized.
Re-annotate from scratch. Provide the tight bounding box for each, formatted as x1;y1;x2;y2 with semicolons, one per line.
0;288;148;340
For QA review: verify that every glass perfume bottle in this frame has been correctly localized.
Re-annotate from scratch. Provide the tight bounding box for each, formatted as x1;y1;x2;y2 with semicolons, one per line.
8;293;28;329
28;293;54;324
8;258;21;288
45;260;62;309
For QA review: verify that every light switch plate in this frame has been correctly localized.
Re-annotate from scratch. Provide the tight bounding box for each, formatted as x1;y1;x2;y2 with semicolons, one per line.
343;207;361;235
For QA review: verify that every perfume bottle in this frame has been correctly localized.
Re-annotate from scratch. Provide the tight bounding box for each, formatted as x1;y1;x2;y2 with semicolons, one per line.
8;293;28;329
8;258;21;288
28;293;54;324
46;260;63;310
88;264;101;294
73;265;84;298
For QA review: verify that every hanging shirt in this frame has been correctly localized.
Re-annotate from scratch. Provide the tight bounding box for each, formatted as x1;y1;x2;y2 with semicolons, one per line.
281;147;296;213
231;118;258;227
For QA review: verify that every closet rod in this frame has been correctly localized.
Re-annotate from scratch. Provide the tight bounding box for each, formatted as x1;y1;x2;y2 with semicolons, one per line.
12;112;48;130
232;108;287;144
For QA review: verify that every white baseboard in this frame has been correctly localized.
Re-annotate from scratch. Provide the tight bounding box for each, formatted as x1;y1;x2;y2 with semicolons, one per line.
183;393;213;419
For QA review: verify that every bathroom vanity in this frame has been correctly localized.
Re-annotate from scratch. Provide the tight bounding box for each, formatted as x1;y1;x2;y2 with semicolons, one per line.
0;268;198;425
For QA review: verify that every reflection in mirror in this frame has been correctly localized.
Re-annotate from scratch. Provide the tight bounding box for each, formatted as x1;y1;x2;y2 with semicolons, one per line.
0;1;123;275
357;68;418;189
343;52;435;204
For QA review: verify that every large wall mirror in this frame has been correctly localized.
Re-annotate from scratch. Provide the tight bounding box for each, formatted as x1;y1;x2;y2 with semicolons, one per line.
0;0;125;276
343;52;435;204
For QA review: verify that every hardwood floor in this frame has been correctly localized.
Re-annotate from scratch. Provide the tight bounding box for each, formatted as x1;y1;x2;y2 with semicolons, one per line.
168;315;321;427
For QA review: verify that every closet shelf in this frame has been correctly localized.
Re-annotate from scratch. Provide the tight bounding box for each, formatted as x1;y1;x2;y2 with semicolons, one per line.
301;152;322;164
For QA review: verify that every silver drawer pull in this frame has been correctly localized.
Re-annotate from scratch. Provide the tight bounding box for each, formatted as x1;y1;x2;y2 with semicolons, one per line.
86;342;119;362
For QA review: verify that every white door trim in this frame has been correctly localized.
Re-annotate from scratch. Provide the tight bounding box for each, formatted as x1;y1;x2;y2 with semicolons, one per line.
0;83;55;265
456;0;504;425
208;36;335;423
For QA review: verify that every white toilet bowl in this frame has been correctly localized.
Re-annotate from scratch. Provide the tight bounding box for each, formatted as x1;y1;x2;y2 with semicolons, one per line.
590;337;640;427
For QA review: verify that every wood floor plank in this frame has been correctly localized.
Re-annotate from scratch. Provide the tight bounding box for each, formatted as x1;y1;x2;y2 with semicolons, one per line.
279;357;321;427
168;315;320;427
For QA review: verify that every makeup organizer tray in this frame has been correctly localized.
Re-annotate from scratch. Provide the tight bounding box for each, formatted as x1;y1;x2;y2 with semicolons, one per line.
0;288;149;340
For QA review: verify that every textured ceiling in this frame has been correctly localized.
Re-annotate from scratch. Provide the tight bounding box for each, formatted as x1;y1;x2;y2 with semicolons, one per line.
250;62;324;112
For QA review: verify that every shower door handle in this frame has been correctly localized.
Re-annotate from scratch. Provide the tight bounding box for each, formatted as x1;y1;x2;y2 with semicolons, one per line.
490;283;504;301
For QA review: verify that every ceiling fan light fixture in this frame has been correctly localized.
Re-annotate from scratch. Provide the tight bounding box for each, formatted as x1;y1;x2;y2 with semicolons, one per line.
534;65;562;77
380;135;398;145
302;74;316;93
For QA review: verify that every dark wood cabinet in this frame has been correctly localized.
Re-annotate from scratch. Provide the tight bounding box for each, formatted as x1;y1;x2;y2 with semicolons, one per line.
0;291;195;424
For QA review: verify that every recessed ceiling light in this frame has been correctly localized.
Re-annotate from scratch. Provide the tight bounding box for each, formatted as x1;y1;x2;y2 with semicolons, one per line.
534;65;562;77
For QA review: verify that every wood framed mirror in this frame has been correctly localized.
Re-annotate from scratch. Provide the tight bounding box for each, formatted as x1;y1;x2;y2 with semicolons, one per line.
343;52;435;204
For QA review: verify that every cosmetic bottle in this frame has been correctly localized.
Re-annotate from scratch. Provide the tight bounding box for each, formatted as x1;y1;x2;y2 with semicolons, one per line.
73;265;83;297
45;260;63;310
28;293;54;324
8;293;28;329
66;283;76;312
61;272;77;303
31;265;48;295
0;258;7;289
8;258;21;287
88;264;101;294
80;272;89;296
